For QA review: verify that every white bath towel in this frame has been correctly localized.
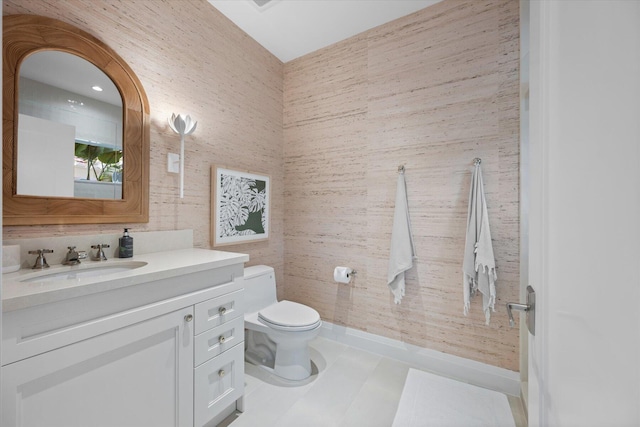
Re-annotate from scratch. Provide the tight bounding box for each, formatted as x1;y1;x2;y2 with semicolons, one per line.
463;162;497;324
387;171;417;304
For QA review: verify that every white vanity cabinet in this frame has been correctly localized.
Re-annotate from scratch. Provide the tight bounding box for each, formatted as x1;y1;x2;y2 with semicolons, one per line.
1;249;249;427
3;307;195;427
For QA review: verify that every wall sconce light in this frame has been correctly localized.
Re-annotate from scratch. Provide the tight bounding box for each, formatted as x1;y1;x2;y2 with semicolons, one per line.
168;113;197;198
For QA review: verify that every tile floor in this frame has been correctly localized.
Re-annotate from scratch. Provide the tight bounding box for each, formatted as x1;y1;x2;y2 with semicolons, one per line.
221;336;527;427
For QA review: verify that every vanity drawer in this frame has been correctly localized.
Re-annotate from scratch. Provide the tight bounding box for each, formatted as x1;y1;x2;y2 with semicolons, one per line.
194;316;244;367
194;289;244;335
194;343;244;427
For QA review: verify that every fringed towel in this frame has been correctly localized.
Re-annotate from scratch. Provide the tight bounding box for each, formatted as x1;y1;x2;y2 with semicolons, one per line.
387;170;417;304
463;162;497;324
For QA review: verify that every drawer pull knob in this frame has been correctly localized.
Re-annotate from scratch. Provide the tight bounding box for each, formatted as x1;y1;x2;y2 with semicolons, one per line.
219;335;226;344
218;369;226;378
219;307;227;315
184;314;193;322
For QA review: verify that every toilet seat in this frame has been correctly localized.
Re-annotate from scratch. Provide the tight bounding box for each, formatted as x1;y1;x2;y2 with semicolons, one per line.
258;300;321;332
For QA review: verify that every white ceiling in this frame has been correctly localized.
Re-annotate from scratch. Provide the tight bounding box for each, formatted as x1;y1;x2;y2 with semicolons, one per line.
207;0;443;63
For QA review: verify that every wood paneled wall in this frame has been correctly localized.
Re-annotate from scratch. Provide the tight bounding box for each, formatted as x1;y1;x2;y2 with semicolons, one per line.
283;0;520;370
2;1;284;274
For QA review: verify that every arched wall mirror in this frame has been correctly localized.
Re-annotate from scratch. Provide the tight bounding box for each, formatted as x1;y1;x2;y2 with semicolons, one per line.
3;15;149;225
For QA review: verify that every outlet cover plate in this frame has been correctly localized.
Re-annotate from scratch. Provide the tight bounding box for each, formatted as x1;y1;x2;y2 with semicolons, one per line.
167;153;179;173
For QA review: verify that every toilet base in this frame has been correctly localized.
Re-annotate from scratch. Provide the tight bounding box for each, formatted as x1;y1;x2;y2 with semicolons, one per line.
245;329;316;381
272;337;312;381
245;329;276;369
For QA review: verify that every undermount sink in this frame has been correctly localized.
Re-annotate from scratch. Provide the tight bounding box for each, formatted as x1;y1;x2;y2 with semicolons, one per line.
21;261;148;283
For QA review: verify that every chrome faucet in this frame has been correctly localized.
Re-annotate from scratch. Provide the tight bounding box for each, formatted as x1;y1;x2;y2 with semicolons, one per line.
62;246;84;265
91;244;110;261
28;249;53;269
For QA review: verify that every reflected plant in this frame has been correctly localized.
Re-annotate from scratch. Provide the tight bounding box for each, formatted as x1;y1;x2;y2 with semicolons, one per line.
74;142;122;181
97;149;123;181
74;143;103;180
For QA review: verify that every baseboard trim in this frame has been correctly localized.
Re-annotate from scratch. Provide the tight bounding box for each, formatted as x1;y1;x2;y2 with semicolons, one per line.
319;321;520;396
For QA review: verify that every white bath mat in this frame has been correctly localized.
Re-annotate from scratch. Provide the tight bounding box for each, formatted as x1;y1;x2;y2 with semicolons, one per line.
392;369;516;427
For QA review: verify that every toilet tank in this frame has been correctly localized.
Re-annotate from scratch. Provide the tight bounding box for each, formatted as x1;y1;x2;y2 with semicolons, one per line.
243;265;278;314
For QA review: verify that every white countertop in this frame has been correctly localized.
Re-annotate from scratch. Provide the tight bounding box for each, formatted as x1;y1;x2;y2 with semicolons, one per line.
2;248;249;312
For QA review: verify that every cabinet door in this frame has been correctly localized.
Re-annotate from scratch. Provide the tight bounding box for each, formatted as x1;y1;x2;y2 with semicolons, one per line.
194;343;244;427
2;307;194;427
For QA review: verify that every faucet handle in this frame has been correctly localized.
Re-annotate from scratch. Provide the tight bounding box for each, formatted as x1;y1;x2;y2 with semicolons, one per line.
91;244;110;261
67;246;76;251
29;249;53;254
28;249;52;269
91;244;110;249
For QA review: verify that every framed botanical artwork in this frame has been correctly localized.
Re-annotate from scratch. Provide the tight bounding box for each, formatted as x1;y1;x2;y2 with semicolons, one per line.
211;166;270;246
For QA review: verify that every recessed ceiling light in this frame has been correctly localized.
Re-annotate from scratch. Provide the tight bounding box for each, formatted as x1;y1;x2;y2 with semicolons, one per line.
92;85;103;92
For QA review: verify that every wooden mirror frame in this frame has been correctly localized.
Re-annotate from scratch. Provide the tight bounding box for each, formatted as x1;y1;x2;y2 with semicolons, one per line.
3;15;149;225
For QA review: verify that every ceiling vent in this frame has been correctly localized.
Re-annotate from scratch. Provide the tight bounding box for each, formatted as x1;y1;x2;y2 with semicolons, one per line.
252;0;273;7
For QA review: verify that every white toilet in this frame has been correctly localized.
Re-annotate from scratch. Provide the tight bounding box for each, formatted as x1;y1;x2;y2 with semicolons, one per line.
243;265;322;381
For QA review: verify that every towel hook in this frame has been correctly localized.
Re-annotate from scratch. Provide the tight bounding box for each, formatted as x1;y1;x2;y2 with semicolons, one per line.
473;158;482;166
398;165;405;173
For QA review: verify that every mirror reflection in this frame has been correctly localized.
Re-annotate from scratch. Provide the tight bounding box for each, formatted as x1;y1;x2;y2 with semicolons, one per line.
17;51;124;199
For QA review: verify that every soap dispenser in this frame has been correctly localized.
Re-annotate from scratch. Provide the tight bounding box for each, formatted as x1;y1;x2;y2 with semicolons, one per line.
119;228;134;258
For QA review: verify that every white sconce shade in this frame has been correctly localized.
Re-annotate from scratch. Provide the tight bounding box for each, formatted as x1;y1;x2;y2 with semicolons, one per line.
168;113;197;136
168;113;197;198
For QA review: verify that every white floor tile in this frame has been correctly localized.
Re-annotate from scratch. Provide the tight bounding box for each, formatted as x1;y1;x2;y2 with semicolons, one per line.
339;358;412;427
273;347;381;426
224;337;525;427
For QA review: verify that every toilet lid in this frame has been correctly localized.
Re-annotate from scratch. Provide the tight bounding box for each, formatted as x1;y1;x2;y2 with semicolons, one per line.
258;300;321;331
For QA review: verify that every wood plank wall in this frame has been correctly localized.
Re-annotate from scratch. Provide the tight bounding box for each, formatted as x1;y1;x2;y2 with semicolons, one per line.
2;1;284;275
283;0;520;371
